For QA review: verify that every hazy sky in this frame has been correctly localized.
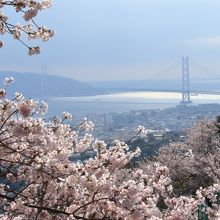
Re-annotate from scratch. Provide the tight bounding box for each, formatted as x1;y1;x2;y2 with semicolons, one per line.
1;0;220;81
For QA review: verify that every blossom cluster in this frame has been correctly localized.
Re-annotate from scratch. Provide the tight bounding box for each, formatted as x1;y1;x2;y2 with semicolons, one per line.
156;119;220;219
0;78;219;219
0;0;53;54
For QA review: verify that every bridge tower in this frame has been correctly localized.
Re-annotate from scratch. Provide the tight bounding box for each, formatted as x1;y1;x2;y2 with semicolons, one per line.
181;56;192;104
41;65;48;99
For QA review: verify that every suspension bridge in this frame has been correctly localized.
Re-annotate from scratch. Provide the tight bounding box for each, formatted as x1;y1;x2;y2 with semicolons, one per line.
117;56;220;105
40;57;220;104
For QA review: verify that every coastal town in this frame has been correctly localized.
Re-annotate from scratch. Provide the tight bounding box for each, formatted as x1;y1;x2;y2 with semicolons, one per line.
69;103;220;161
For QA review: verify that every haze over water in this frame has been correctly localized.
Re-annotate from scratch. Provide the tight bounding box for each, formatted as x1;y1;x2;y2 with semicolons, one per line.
46;92;220;117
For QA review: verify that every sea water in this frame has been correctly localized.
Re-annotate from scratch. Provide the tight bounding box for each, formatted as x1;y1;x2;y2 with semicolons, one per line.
46;91;220;118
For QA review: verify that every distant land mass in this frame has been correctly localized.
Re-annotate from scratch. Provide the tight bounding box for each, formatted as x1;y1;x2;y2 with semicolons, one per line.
88;79;220;92
1;71;219;99
0;71;103;98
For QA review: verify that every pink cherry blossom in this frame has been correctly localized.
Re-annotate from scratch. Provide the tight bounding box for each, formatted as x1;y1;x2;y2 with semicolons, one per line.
0;0;53;54
0;77;219;219
17;99;36;117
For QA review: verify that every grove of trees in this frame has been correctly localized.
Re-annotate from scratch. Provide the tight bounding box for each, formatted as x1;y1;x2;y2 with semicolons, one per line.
0;77;219;219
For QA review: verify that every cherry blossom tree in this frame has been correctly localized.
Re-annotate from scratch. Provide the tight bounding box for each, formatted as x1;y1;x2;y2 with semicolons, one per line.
1;1;220;218
0;78;213;219
155;119;220;219
0;0;54;55
158;119;220;196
